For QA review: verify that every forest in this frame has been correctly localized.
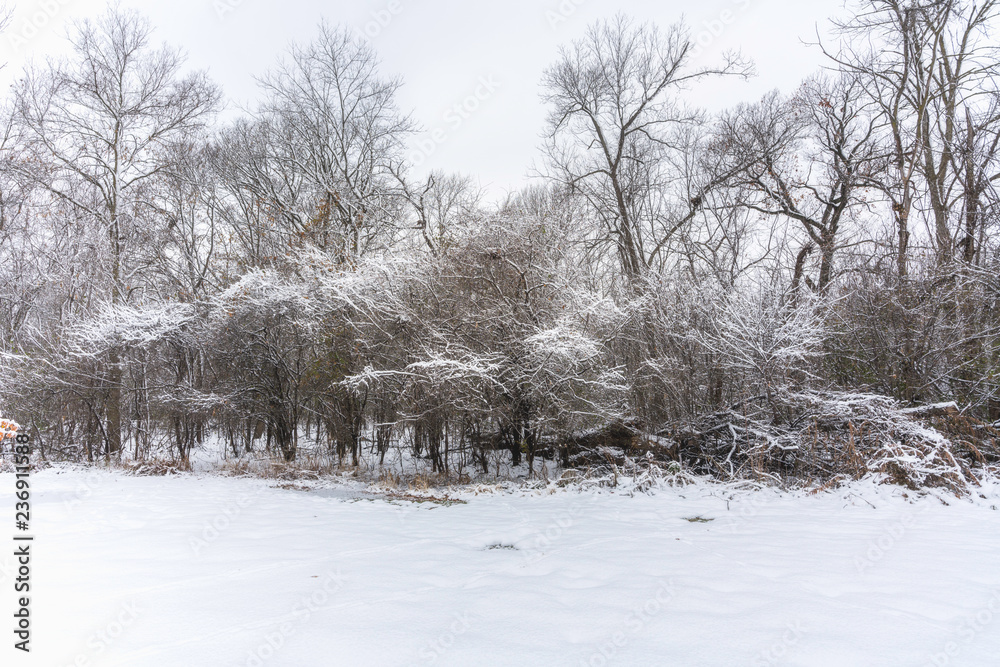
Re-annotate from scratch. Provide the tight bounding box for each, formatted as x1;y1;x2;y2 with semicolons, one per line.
1;0;998;492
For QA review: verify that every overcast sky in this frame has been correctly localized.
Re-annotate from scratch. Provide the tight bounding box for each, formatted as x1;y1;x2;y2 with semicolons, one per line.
0;0;848;198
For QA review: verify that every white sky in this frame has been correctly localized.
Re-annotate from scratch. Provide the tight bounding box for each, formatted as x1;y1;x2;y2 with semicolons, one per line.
0;0;848;198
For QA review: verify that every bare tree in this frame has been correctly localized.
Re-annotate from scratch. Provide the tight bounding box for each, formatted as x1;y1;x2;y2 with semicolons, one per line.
12;8;219;456
953;90;1000;265
394;170;483;255
717;75;881;293
824;0;1000;272
250;22;414;260
541;14;752;286
212;117;304;269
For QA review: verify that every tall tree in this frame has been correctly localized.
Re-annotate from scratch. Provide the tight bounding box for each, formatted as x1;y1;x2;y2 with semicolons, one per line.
248;22;414;261
717;75;881;293
541;14;751;285
12;8;219;456
825;0;1000;271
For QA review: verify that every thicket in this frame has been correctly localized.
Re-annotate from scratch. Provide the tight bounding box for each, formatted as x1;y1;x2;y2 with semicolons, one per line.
1;3;998;491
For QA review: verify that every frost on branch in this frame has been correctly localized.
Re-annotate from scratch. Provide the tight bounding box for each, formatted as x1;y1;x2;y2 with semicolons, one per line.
70;303;199;354
692;285;828;397
661;390;999;493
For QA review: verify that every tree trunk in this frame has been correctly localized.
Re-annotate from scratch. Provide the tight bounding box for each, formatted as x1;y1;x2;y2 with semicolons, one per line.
106;348;122;458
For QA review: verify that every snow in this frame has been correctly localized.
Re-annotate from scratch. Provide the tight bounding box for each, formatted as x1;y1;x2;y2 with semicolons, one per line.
2;468;999;666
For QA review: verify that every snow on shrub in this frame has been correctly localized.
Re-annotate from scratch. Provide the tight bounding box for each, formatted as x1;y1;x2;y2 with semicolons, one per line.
70;302;198;353
666;390;999;493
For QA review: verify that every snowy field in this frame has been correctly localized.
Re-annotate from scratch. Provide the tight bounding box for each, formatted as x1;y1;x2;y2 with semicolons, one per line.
2;468;999;667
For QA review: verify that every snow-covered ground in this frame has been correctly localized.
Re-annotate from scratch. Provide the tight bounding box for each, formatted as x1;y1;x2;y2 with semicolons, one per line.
2;468;999;666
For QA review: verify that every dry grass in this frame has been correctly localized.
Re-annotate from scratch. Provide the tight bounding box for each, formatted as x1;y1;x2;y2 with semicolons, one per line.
215;455;340;480
377;491;467;505
117;459;191;476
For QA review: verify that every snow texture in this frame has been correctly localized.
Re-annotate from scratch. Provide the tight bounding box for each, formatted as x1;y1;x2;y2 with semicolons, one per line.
1;468;998;666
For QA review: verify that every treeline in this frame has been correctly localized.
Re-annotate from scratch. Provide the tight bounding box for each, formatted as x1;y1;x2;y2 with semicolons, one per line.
0;3;998;485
